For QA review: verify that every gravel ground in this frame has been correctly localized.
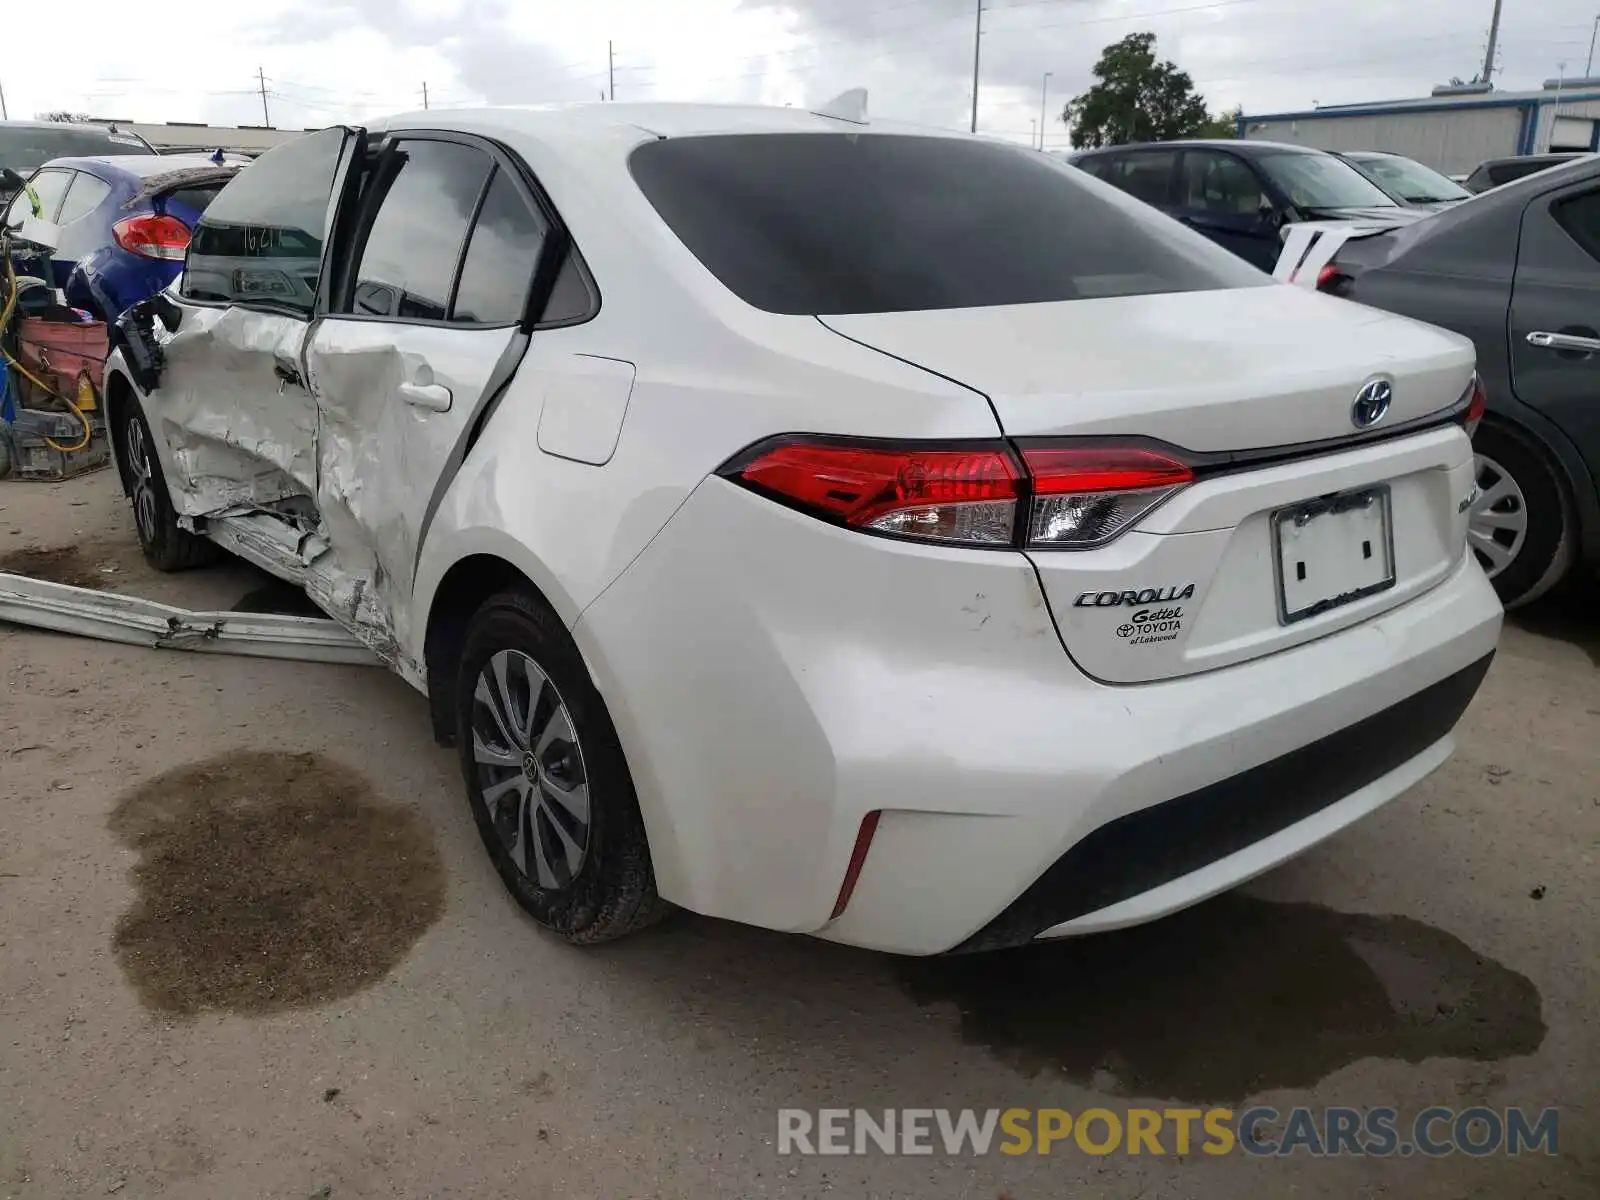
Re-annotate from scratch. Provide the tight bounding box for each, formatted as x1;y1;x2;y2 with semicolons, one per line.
1;468;1596;1199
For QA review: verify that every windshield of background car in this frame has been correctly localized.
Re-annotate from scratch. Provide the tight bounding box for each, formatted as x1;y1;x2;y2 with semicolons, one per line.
628;132;1270;315
1350;155;1472;203
0;126;153;172
1255;150;1399;210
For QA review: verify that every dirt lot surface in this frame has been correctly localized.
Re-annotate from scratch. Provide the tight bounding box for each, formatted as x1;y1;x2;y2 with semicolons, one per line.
2;469;1597;1199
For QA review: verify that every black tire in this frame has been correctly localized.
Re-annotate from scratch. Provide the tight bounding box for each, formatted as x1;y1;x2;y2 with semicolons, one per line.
120;398;219;572
1471;422;1574;609
455;587;669;943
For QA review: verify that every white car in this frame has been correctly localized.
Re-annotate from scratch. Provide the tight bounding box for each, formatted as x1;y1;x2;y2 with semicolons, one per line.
104;103;1501;955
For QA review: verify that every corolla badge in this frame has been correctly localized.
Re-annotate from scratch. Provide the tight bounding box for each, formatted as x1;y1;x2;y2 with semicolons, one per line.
1351;379;1393;429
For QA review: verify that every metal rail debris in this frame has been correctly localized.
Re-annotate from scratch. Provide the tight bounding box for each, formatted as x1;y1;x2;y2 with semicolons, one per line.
0;572;380;665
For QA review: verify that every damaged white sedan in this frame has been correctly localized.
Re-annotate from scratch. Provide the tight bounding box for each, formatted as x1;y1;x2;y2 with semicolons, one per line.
103;103;1501;955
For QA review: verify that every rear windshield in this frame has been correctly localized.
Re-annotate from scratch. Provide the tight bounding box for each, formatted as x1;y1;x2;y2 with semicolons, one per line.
0;126;152;173
162;185;226;216
629;133;1267;315
1490;158;1579;186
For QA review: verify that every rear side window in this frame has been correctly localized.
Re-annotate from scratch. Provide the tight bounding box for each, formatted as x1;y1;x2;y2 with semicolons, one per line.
4;168;72;224
451;168;548;325
629;134;1263;315
1180;151;1266;216
1110;150;1177;206
58;173;111;224
349;139;492;321
1553;189;1600;263
183;126;348;316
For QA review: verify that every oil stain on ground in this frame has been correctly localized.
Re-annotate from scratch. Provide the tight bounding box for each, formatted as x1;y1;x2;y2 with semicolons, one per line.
895;895;1545;1103
110;751;445;1016
0;544;112;589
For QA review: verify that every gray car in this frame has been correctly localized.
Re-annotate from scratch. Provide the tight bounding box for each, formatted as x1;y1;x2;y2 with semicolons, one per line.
1464;153;1590;195
1334;150;1473;212
1316;156;1600;606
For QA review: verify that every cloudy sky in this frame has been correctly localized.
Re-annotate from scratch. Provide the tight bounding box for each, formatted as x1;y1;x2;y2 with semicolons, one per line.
5;0;1599;149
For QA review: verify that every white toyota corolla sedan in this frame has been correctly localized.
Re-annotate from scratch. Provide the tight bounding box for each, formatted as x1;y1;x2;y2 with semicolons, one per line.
101;101;1501;955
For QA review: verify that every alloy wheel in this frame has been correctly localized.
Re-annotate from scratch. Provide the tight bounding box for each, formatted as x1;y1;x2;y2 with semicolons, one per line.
1468;454;1529;580
470;649;592;890
126;416;159;546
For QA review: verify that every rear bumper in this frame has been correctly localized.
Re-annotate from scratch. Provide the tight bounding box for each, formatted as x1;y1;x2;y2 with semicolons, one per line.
953;651;1491;952
577;479;1503;956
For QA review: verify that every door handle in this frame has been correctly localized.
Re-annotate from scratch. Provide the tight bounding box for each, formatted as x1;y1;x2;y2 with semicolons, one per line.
273;357;303;390
1527;330;1600;354
399;381;453;412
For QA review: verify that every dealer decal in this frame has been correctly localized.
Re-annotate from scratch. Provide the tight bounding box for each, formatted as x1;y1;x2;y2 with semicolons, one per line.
1117;606;1185;646
1073;584;1196;608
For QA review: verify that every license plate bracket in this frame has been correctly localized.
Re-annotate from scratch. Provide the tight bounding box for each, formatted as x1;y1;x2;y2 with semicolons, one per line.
1272;485;1396;625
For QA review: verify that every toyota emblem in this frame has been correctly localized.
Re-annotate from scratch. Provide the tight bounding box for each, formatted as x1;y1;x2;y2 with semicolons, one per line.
1351;379;1393;429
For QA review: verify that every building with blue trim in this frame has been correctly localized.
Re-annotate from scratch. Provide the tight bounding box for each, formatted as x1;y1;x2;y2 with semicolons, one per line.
1238;81;1600;175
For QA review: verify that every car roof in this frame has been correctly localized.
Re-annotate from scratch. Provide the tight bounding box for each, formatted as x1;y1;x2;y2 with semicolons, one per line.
1073;138;1323;157
1;119;127;133
40;152;233;179
364;101;995;144
1477;152;1588;169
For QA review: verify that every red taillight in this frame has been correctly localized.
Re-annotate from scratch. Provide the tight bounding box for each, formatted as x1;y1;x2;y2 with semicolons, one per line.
723;437;1193;550
733;440;1023;546
112;213;191;261
1315;264;1350;294
1464;372;1487;437
1022;445;1194;494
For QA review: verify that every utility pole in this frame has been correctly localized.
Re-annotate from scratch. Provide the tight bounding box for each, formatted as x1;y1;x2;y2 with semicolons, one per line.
1479;0;1504;84
257;66;271;126
969;0;983;133
1547;62;1567;152
422;81;430;110
1587;14;1599;77
1039;71;1052;149
608;41;615;101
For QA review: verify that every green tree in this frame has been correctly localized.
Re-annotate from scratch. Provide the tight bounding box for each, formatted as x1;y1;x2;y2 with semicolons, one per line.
1063;32;1211;149
1198;104;1243;139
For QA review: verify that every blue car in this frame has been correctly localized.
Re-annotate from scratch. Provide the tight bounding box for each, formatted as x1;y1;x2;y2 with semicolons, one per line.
2;153;242;319
1069;140;1427;272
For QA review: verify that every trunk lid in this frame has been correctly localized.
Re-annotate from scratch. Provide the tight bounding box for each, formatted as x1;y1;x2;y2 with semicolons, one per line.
822;286;1479;683
820;286;1470;448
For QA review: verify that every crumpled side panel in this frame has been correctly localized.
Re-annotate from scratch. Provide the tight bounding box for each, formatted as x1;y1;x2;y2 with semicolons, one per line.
306;318;518;679
147;305;316;517
307;332;419;666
